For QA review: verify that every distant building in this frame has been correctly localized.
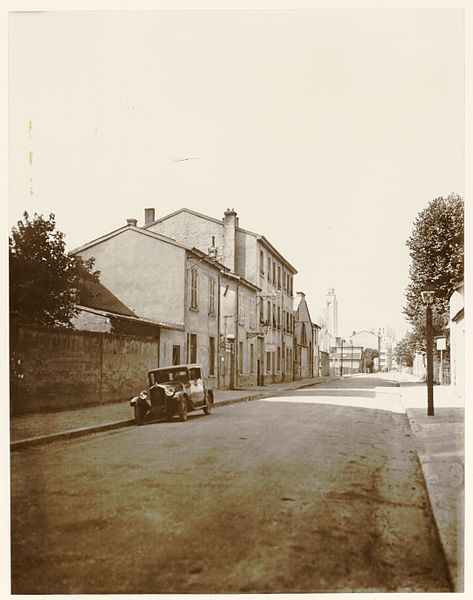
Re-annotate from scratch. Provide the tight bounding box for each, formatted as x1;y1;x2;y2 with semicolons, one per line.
294;292;315;380
449;282;464;397
350;328;396;372
324;288;338;343
330;339;363;375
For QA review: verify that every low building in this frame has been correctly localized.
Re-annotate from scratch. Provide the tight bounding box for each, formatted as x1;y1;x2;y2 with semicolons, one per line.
449;282;464;397
294;292;315;380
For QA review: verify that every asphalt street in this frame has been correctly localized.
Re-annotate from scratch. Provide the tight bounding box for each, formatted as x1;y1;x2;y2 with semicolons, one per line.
11;375;451;593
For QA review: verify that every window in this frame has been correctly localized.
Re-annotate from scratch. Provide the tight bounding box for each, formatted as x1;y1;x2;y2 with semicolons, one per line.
267;301;271;326
272;303;276;329
301;324;307;346
250;297;256;329
290;276;293;296
239;341;244;374
260;250;264;274
260;299;265;324
189;366;201;380
209;277;216;315
172;345;181;365
277;306;281;330
277;266;281;288
190;269;198;309
209;337;215;376
286;312;289;332
188;333;197;363
272;261;276;285
239;290;245;325
250;344;254;374
267;256;271;281
266;351;271;373
277;346;281;371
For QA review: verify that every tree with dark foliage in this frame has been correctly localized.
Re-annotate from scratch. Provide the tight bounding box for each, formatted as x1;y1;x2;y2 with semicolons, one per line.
403;193;463;348
9;212;99;327
362;348;379;373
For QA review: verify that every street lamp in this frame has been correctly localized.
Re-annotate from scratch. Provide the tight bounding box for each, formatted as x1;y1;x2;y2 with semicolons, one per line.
421;284;436;416
340;338;344;376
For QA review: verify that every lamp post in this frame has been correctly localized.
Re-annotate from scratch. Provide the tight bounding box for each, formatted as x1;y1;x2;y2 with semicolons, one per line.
421;284;436;416
340;338;344;376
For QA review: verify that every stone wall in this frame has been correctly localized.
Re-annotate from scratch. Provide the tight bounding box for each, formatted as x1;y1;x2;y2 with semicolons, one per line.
10;324;159;415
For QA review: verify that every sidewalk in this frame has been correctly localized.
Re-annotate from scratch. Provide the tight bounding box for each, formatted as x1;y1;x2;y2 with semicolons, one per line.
394;373;464;592
10;376;334;448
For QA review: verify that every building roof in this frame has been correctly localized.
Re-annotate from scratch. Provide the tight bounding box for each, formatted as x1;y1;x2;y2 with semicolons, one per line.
143;207;298;274
221;270;261;292
76;276;137;317
76;306;185;331
70;223;190;255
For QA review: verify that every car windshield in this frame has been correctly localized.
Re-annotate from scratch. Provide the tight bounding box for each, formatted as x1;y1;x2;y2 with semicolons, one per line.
151;368;188;385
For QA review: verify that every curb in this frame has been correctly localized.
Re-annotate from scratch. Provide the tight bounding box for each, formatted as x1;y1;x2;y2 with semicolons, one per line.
10;378;337;451
404;408;457;592
10;419;136;451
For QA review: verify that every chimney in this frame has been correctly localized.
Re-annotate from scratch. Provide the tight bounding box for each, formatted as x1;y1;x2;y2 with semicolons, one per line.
223;208;238;271
144;208;155;225
126;218;137;227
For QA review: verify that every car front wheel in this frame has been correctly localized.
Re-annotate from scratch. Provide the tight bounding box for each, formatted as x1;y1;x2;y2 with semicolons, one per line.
203;390;214;415
134;404;146;426
178;397;188;422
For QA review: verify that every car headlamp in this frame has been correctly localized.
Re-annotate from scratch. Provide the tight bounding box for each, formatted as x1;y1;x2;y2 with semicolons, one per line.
139;390;148;400
165;386;175;397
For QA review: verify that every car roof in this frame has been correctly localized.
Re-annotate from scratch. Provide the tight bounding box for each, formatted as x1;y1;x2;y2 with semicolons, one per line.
149;364;201;373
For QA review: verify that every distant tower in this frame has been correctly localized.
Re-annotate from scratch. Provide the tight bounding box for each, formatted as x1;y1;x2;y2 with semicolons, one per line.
325;288;338;341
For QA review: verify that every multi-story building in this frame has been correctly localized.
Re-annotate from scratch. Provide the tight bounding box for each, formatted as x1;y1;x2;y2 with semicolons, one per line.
330;339;363;375
143;207;298;384
71;218;260;388
350;328;396;372
449;282;464;397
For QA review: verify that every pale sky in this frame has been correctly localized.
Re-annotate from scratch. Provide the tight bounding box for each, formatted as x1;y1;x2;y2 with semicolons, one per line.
8;8;465;340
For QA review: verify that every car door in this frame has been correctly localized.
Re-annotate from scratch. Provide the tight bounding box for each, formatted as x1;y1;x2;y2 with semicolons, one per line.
188;367;204;406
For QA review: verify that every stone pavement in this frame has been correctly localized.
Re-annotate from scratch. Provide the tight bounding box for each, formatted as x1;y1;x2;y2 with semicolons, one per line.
10;376;333;447
392;372;465;592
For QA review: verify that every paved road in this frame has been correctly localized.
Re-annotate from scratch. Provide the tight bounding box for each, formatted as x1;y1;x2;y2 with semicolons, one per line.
11;375;451;593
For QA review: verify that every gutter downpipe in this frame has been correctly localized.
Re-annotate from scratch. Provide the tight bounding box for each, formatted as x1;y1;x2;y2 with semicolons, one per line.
217;271;221;390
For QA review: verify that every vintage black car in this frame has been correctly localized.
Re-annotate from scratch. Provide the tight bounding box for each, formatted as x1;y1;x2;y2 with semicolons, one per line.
130;364;214;425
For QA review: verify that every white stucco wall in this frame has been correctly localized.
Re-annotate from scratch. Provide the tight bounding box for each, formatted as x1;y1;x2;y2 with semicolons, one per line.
76;228;186;325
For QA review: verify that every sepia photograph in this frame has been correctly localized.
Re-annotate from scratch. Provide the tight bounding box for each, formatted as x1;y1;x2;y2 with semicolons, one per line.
6;2;467;595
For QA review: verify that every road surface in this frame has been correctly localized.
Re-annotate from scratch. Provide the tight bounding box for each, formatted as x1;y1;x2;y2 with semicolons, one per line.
11;374;451;593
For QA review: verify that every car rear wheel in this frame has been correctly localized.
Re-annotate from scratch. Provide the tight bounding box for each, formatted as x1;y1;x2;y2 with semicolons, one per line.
178;396;188;421
203;390;214;415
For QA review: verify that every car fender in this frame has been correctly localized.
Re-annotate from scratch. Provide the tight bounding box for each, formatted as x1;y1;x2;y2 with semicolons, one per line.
130;396;139;407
